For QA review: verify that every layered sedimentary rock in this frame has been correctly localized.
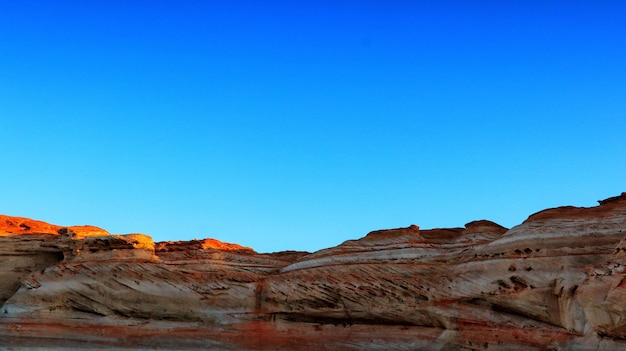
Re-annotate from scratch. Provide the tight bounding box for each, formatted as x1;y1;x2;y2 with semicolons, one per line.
0;216;111;308
1;193;626;350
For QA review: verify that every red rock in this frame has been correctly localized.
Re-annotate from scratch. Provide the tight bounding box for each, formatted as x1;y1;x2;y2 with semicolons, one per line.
525;192;626;221
155;237;254;253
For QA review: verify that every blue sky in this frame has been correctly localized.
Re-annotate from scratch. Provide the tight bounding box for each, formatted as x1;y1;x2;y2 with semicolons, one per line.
2;1;625;253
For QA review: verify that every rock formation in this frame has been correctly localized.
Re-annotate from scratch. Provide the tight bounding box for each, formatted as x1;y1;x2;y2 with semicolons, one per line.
2;193;626;350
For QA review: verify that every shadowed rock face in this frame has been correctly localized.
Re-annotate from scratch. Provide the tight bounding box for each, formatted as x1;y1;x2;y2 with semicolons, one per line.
1;193;626;350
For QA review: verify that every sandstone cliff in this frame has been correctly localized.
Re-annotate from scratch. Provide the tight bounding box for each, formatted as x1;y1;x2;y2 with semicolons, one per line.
2;193;626;350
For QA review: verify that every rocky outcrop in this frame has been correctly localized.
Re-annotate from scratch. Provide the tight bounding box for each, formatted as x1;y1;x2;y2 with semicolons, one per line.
0;216;112;309
0;215;109;238
1;193;626;350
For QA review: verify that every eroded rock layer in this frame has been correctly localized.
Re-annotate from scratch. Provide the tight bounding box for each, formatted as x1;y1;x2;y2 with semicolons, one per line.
2;193;626;350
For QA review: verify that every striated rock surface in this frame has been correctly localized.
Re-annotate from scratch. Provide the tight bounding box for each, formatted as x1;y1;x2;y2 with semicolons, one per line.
2;193;626;350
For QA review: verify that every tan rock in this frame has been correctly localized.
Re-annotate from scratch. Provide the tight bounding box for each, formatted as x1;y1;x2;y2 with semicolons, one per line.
2;193;626;350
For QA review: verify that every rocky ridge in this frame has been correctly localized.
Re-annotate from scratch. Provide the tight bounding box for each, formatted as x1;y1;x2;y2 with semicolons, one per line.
1;193;626;350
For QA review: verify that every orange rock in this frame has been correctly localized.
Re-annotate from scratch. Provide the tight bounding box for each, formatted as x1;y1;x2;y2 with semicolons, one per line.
0;214;62;235
0;214;109;237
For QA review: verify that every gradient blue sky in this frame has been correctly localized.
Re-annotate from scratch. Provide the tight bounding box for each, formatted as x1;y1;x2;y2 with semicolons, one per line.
2;1;625;253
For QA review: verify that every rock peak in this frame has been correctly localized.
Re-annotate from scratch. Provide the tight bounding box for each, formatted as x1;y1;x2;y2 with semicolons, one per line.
598;192;626;205
525;192;626;222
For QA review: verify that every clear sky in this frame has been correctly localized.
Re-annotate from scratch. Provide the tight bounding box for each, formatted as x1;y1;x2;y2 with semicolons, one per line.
1;1;625;253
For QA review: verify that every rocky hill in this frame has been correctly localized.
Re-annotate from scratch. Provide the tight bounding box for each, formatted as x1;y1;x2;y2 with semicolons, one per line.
2;193;626;350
